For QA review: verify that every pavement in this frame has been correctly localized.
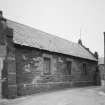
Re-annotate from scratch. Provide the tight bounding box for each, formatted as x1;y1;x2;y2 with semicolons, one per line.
0;86;105;105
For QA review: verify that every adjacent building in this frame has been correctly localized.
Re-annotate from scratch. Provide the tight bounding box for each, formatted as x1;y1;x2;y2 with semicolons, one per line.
98;57;104;80
0;11;100;99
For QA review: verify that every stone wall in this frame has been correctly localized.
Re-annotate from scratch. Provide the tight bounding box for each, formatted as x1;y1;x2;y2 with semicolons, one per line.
0;26;17;98
15;45;97;96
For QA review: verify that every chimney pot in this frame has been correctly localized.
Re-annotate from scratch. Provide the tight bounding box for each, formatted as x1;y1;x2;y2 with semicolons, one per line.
78;39;82;45
86;48;89;51
94;51;98;59
0;11;3;17
0;11;7;29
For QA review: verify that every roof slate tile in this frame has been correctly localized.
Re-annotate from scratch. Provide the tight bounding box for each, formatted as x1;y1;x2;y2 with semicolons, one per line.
6;20;97;61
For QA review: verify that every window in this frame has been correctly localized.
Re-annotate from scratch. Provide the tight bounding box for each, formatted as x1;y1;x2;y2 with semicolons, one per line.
44;58;51;74
24;64;31;72
67;61;72;75
82;63;87;75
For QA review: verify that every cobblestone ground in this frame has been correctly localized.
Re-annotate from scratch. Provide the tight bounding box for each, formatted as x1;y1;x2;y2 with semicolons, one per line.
0;86;105;105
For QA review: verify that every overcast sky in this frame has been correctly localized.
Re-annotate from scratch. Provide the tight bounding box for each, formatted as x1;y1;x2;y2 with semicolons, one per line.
0;0;105;57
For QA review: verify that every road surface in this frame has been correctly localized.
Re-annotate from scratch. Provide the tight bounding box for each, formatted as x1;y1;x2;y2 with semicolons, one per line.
0;86;105;105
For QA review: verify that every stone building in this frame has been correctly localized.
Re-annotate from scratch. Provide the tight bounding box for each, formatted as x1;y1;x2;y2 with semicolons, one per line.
0;11;99;99
98;57;104;80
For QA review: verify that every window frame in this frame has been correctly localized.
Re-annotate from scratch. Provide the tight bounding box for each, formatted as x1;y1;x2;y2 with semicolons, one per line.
82;63;87;75
43;57;51;75
66;61;72;75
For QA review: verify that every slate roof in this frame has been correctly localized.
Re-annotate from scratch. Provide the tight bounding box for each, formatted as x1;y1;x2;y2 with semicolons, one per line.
6;20;97;61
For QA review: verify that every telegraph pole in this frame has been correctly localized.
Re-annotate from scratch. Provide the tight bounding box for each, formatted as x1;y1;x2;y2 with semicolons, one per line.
104;32;105;79
80;28;82;40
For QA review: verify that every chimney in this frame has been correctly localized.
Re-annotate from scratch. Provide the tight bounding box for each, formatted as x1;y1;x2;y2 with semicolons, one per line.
86;48;89;51
0;11;3;17
94;51;98;59
78;39;82;45
0;11;7;29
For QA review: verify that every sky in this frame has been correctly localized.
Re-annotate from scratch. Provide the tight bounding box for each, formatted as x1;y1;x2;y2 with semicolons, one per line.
0;0;105;57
